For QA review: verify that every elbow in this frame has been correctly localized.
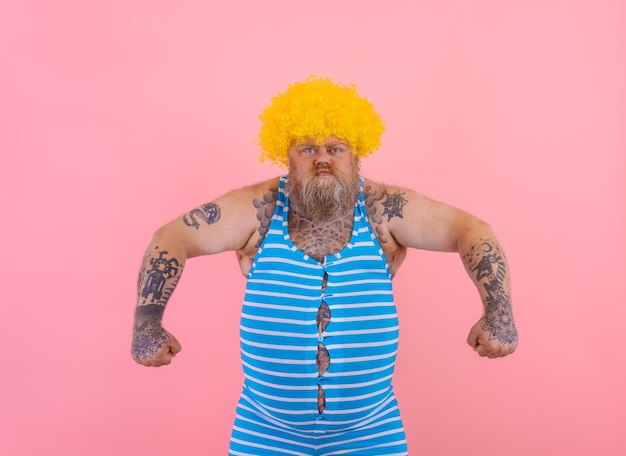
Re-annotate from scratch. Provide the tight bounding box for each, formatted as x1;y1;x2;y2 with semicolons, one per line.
456;216;496;250
149;223;190;256
151;225;172;245
473;217;494;236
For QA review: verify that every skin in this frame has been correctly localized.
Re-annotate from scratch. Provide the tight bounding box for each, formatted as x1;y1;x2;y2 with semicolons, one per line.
132;137;518;374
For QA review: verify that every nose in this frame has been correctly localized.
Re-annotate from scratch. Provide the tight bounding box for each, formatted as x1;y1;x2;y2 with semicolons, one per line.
314;147;332;165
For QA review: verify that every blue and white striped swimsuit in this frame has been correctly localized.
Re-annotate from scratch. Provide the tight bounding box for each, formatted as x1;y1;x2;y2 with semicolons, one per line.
229;176;408;455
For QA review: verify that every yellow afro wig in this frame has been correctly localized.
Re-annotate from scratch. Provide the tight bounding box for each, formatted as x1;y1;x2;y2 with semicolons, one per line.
257;75;385;167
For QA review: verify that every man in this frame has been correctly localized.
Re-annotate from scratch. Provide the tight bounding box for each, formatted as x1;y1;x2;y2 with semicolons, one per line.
131;75;518;455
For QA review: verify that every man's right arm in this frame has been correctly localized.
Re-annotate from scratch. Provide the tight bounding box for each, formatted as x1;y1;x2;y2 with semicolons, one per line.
131;179;276;367
131;232;186;366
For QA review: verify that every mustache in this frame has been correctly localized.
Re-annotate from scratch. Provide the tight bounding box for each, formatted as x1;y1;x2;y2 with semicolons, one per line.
312;163;337;176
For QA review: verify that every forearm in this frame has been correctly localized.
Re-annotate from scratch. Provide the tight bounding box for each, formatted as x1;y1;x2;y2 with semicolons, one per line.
135;229;187;324
459;232;518;347
131;230;187;363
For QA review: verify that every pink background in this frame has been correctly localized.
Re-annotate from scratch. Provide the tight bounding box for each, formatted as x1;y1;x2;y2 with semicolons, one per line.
2;1;624;455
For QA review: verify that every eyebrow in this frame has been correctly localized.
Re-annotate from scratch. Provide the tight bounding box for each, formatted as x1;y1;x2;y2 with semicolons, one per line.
296;142;350;148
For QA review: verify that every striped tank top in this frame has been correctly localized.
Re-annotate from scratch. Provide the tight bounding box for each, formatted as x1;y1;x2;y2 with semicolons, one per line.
238;175;401;434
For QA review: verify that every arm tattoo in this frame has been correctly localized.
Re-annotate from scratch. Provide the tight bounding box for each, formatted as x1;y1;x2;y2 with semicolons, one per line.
381;190;408;221
253;186;278;247
132;317;169;361
463;239;517;346
133;248;182;362
138;247;183;306
364;185;409;244
183;202;221;229
132;304;169;362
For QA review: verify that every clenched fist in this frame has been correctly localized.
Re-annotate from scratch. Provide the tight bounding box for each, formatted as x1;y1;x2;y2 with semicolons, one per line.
467;317;518;359
132;319;182;367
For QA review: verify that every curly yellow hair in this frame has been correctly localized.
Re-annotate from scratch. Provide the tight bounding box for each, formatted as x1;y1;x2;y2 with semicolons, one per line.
257;75;385;167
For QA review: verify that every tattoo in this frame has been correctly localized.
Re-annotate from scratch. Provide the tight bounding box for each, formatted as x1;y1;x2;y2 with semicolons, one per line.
183;202;221;229
288;212;353;262
463;240;517;346
381;190;408;221
364;185;409;244
138;249;182;305
132;305;169;362
253;186;278;247
137;249;151;292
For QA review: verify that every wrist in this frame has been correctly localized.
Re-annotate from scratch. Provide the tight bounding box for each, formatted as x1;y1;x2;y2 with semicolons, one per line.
134;304;165;325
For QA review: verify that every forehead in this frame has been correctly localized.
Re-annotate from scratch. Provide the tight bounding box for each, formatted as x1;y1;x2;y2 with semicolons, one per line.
294;136;352;147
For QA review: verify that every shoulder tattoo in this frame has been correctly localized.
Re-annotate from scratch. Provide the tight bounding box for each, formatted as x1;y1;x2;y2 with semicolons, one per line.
364;185;409;244
253;186;278;243
381;190;408;221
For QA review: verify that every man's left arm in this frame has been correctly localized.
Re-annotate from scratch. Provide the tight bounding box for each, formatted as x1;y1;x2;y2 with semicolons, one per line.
383;185;518;358
459;235;518;358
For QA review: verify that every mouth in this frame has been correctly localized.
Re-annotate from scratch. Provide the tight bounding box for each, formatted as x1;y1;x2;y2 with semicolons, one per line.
315;169;334;177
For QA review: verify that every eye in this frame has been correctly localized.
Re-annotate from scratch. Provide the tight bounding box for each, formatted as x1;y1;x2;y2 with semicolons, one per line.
330;145;348;156
297;146;316;156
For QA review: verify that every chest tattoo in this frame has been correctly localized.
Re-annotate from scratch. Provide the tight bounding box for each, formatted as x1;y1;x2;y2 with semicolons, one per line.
288;213;353;262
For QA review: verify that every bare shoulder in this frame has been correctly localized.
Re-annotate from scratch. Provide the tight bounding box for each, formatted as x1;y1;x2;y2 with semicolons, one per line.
221;176;280;203
362;179;412;235
171;177;280;257
246;177;280;242
217;176;280;232
362;178;410;275
231;177;280;271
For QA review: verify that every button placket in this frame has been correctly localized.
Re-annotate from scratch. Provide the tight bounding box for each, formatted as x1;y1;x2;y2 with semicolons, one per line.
316;272;331;414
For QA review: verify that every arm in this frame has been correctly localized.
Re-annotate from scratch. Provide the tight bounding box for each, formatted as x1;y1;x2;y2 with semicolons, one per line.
131;179;274;367
379;184;518;358
460;236;517;358
132;244;183;367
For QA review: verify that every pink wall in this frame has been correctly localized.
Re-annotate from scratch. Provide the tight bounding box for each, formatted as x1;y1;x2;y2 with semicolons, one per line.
2;1;624;455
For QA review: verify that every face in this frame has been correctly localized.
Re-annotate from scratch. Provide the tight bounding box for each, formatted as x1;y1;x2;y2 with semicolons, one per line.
287;136;361;222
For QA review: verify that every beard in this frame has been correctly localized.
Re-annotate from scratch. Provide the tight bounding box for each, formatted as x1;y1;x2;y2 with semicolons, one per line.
288;162;361;222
